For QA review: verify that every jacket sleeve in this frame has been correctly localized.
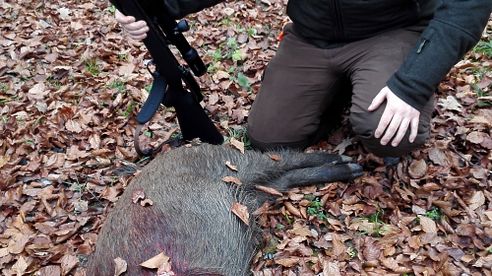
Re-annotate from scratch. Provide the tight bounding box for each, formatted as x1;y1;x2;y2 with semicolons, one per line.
163;0;226;19
386;1;491;110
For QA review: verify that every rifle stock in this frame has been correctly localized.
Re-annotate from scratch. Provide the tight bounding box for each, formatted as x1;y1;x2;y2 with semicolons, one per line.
110;0;224;155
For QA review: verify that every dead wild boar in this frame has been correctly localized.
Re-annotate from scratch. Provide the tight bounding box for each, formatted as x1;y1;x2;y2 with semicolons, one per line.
86;144;362;275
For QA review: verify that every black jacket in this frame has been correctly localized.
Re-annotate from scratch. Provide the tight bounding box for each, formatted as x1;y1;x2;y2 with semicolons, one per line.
164;0;492;110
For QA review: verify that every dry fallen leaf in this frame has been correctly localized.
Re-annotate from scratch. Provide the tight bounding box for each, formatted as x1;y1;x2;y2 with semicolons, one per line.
323;261;341;276
140;252;170;269
267;153;282;161
1;2;491;275
0;155;10;169
419;215;437;234
225;161;238;172
132;188;146;204
287;222;314;238
114;257;128;276
438;95;463;112
468;191;485;211
231;202;250;225
255;185;283;196
466;131;485;144
8;234;30;254
381;257;411;273
222;176;242;185
12;255;28;275
140;198;154;207
60;254;78;275
408;159;427;179
274;257;300;268
284;202;302;218
428;148;449;166
229;138;245;154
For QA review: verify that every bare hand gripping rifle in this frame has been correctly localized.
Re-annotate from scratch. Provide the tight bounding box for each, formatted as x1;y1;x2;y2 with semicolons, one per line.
110;0;224;156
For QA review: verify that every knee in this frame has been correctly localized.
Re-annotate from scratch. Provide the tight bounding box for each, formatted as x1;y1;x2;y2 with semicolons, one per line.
247;125;310;152
350;112;430;157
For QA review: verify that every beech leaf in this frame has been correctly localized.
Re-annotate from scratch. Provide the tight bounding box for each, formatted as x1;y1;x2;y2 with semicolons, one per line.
229;138;245;154
231;202;250;225
140;252;170;269
114;257;128;276
225;161;238;172
222;176;242;185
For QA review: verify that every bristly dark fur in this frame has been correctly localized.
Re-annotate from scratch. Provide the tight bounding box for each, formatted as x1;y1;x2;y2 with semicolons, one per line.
86;144;362;275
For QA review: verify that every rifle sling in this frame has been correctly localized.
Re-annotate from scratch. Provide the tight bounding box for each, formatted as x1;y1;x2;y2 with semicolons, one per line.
134;73;169;156
136;73;167;125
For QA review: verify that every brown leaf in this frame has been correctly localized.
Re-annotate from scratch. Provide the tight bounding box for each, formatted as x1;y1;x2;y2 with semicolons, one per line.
381;257;411;273
12;256;29;275
255;185;283;196
27;83;47;100
118;63;135;77
132;188;146;204
466;131;485;144
222;176;242;185
101;185;122;203
274;257;300;268
323;261;341;276
114;257;128;276
38;266;61;276
438;96;463;112
65;119;83;133
140;198;154;207
229;138;245;154
284;202;302;218
473;255;492;268
231;202;250;225
140;252;170;269
60;254;78;275
0;248;9;258
428;148;449;166
408;159;427;179
331;233;346;256
225;161;238;172
408;235;421;249
468;191;485;211
363;238;381;262
0;154;10;169
267;153;282;161
8;234;30;254
419;215;437;233
287;222;314;238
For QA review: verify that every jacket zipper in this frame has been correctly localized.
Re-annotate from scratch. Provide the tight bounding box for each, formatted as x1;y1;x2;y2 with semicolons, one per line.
333;0;344;40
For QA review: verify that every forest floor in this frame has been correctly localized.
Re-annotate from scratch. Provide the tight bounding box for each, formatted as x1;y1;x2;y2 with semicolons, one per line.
0;1;491;275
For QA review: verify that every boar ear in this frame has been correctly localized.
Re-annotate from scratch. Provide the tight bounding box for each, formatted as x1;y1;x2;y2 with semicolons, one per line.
266;162;363;191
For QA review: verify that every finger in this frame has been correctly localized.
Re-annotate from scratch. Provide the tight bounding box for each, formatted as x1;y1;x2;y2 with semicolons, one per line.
125;21;148;32
409;117;419;143
380;115;402;146
130;33;147;41
368;90;386;111
115;11;136;25
391;118;410;147
374;108;393;138
126;26;150;36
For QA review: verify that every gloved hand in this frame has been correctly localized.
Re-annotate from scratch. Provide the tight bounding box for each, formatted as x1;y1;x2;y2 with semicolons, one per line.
115;9;149;41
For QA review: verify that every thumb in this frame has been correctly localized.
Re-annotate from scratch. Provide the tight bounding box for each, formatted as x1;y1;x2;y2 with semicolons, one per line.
368;88;387;111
